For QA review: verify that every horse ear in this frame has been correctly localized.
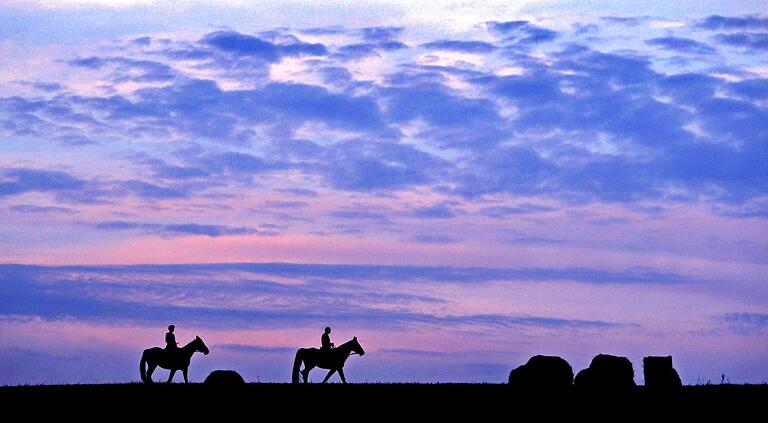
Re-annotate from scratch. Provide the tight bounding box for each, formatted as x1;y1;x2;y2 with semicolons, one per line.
354;336;357;340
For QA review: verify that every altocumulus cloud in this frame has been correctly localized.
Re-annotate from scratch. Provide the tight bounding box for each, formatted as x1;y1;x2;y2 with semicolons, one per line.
1;19;766;215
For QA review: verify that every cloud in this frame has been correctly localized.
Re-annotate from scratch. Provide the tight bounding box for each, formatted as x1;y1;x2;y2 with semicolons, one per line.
103;262;707;285
421;40;496;53
573;23;600;35
504;236;564;246
727;78;768;100
133;36;152;46
31;82;63;92
9;204;78;214
69;56;176;82
382;81;508;149
68;56;105;69
329;209;389;221
599;16;651;26
714;32;768;50
4;22;767;209
0;167;204;204
321;141;444;192
719;312;768;335
409;235;460;244
164;223;257;236
277;188;318;197
46;76;392;145
94;220;258;237
0;168;85;198
261;200;309;209
409;203;457;219
487;20;558;44
0;264;625;331
201;30;326;60
697;15;768;30
478;204;556;218
152;163;210;180
646;36;716;54
361;26;404;42
118;180;190;199
335;40;407;59
714;199;768;219
300;26;347;36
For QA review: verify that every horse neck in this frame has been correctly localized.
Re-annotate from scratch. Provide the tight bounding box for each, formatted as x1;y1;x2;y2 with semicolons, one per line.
336;339;355;356
180;339;198;356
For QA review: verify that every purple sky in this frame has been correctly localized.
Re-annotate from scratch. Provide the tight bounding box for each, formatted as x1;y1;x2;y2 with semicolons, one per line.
1;1;767;384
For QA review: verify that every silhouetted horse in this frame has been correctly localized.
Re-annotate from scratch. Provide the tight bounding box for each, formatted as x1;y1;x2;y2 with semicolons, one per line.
292;337;365;383
140;336;209;383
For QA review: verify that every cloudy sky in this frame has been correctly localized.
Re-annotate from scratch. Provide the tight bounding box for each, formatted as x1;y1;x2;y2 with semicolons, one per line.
1;0;767;384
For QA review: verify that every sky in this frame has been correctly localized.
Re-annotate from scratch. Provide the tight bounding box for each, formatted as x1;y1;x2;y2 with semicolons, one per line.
0;0;767;384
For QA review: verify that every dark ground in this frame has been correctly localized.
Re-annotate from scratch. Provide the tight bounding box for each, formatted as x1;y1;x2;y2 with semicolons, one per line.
1;384;765;418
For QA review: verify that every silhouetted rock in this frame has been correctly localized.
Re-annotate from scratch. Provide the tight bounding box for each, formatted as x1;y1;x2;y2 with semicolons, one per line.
643;356;682;392
508;355;573;391
204;370;245;385
575;354;635;391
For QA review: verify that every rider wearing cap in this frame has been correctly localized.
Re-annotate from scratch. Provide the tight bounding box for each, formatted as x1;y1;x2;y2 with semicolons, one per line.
321;327;334;352
165;325;178;351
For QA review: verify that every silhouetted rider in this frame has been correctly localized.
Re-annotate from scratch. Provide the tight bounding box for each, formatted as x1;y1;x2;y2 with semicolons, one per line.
165;325;178;351
321;327;334;352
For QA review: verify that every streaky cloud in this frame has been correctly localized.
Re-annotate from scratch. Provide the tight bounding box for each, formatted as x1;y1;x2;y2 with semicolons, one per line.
409;234;460;244
714;32;768;50
646;36;716;54
421;40;497;53
0;264;624;331
8;263;704;285
697;15;768;30
93;220;258;237
0;168;85;198
361;26;404;42
478;204;556;218
201;30;327;60
8;204;78;214
487;20;559;44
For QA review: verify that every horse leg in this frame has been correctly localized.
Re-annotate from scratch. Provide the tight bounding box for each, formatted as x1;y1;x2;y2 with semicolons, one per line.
147;363;157;383
302;366;312;384
321;369;337;383
167;369;176;383
183;368;189;384
338;368;347;384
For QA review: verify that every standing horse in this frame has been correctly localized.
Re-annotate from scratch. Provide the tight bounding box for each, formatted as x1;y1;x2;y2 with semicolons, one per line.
140;336;209;383
292;337;365;384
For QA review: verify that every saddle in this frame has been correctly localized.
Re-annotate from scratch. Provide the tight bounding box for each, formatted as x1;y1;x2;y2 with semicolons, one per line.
318;347;334;362
163;347;179;360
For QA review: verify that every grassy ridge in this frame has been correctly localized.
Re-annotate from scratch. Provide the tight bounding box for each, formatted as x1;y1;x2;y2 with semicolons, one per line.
0;383;765;418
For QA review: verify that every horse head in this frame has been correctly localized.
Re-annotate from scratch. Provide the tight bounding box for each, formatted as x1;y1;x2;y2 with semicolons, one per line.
351;336;365;356
195;336;210;355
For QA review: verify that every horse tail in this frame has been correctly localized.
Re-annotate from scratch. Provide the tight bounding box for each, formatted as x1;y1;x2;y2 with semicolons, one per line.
140;351;148;383
292;349;303;384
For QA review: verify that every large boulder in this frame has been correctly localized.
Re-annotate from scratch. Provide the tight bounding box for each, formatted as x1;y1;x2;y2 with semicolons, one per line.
204;370;245;385
643;356;682;391
575;354;635;391
508;355;573;391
